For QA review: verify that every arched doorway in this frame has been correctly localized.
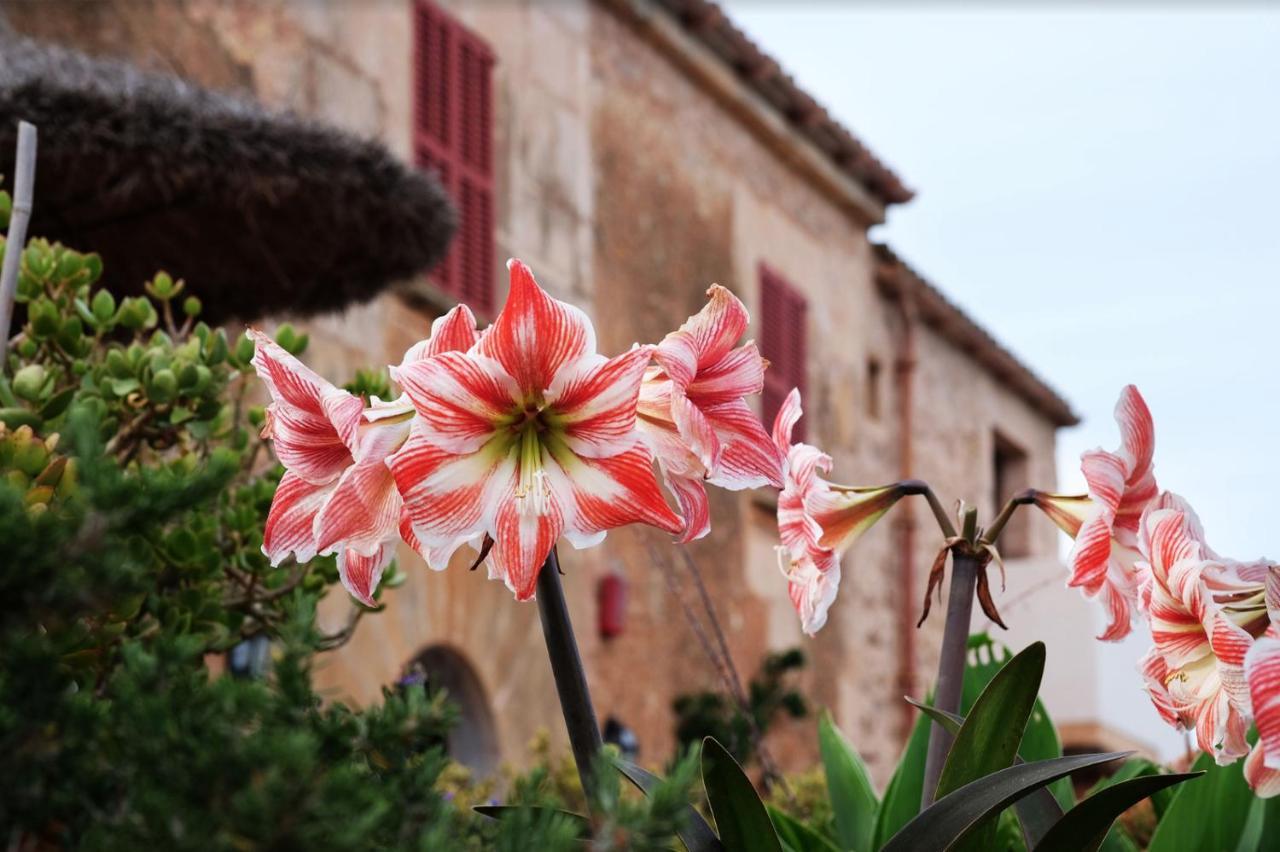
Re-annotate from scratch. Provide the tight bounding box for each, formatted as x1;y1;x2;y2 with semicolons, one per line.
404;645;500;776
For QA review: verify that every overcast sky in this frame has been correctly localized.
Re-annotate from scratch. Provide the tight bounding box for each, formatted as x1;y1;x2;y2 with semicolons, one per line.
724;2;1279;756
725;2;1279;561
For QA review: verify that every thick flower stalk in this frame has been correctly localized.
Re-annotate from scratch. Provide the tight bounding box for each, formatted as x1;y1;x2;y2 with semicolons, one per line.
1030;384;1158;640
636;284;783;542
771;389;907;634
388;259;683;600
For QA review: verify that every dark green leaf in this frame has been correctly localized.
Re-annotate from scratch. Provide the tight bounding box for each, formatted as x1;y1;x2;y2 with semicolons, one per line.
702;737;783;852
882;752;1131;852
767;806;840;852
615;758;723;851
910;697;1063;848
473;805;590;837
1148;751;1254;852
38;386;75;420
935;641;1046;851
817;710;877;852
1235;793;1280;852
1033;772;1201;852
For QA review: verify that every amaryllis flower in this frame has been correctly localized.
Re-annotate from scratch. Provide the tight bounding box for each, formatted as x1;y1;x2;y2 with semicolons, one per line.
771;389;906;635
388;259;683;600
249;306;480;606
1136;502;1250;764
1030;384;1158;640
249;329;394;606
636;285;783;542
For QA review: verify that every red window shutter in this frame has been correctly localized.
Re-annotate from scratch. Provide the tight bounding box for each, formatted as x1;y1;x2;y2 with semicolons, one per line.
759;264;808;441
413;2;495;313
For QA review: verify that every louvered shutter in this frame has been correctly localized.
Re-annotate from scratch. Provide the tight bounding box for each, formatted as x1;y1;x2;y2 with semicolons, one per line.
413;2;495;313
759;264;808;441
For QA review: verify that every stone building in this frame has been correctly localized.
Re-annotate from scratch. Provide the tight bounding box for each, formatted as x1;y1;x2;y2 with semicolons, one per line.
4;0;1089;783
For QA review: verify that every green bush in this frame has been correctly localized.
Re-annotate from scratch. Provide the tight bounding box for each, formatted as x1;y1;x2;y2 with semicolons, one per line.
0;182;692;850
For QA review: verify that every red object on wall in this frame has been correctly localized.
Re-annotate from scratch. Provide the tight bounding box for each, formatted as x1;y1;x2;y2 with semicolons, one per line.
413;1;495;313
598;572;628;639
759;263;809;440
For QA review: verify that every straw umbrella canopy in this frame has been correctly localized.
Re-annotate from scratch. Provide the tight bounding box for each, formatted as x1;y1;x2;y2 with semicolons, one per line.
0;36;456;323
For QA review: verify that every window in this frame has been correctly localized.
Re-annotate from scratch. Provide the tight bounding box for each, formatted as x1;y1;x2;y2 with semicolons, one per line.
866;357;882;419
759;264;808;440
413;1;495;313
993;431;1031;557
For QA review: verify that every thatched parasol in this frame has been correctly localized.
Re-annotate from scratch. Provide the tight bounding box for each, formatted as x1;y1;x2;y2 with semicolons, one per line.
0;36;456;323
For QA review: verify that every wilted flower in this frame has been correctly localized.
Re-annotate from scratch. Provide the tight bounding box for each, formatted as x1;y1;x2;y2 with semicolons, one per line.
388;259;683;600
636;284;783;543
772;389;906;635
1030;384;1158;640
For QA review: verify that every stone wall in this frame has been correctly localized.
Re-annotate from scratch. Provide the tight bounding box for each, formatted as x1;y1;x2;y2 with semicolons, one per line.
5;0;1065;785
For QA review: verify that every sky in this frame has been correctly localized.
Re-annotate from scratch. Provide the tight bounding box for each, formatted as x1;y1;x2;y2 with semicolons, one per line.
723;2;1279;756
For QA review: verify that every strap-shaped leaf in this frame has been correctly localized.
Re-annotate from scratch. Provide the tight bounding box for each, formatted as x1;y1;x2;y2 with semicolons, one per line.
881;751;1132;852
1148;751;1254;852
767;806;841;852
818;710;878;852
935;641;1046;851
614;757;723;852
1033;772;1201;852
908;697;1064;847
472;805;590;836
702;737;784;852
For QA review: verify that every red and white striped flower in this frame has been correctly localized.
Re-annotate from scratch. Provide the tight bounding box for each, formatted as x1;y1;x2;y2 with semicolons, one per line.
772;389;906;635
388;259;683;600
249;305;480;607
1031;385;1158;640
636;285;783;543
1135;498;1280;793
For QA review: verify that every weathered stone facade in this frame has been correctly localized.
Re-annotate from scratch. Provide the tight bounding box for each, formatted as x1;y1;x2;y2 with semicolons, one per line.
6;0;1074;784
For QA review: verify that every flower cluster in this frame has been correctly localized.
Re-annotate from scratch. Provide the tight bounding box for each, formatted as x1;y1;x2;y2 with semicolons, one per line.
250;260;789;604
1032;385;1280;795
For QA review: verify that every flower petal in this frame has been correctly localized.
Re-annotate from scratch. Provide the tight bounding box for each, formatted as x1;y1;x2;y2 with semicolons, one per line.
400;304;480;364
779;546;841;636
248;329;362;483
771;387;803;457
545;439;685;540
685;341;766;407
1247;636;1280;772
703;399;784;490
653;284;750;389
549;345;652;459
314;454;402;559
392;351;518;455
663;473;711;544
388;432;510;564
337;540;396;607
1245;742;1280;798
490;480;564;601
262;471;334;566
478;259;596;397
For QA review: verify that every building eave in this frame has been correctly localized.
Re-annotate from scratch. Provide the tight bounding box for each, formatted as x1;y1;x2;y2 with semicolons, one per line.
875;244;1080;429
599;0;912;227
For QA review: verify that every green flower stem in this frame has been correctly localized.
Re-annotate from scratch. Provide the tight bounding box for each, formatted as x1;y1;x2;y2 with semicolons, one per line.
921;505;981;808
535;547;603;802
